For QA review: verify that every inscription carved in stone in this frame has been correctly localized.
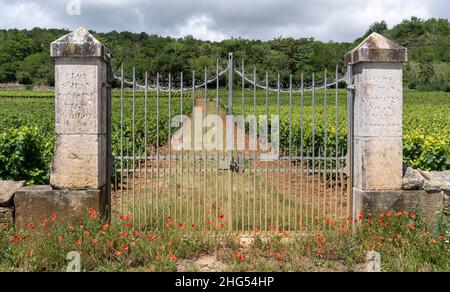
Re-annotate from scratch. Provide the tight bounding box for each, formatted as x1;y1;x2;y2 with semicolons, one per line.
56;66;98;134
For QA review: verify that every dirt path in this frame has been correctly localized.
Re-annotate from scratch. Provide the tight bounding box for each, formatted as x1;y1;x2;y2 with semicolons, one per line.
112;97;349;228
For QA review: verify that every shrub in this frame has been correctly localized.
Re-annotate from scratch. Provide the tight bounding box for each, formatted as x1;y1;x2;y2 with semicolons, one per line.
0;126;53;184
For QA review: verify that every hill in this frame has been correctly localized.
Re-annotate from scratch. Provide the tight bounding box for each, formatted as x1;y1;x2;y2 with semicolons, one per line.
0;17;448;91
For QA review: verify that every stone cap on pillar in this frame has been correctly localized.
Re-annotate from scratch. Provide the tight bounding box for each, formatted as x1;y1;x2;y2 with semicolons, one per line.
345;32;408;65
50;27;110;60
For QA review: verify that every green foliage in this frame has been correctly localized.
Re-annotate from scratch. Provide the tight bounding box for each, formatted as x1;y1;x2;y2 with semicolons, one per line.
0;127;53;184
0;17;448;91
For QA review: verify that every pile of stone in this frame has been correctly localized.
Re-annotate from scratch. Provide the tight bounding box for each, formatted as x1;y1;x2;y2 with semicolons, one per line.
402;168;450;215
0;180;25;226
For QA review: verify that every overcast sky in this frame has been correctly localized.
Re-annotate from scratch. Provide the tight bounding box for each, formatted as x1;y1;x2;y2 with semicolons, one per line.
0;0;448;42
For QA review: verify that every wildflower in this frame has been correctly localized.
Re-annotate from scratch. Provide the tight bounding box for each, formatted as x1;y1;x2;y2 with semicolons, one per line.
125;222;131;228
12;235;21;244
51;213;57;221
57;236;63;242
220;223;225;229
83;231;90;237
219;214;225;220
114;251;121;257
410;212;416;219
122;244;129;251
92;239;98;245
191;223;197;228
132;231;138;237
156;255;162;261
120;232;127;239
28;223;35;230
90;212;97;220
98;231;106;236
208;219;214;225
102;224;109;231
167;242;172;248
69;225;75;231
107;241;113;248
370;243;376;251
75;239;82;245
316;248;321;255
120;215;130;221
166;217;173;227
407;224;416;231
178;223;185;229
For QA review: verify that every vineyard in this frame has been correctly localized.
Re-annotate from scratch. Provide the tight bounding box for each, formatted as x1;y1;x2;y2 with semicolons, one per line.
0;89;449;183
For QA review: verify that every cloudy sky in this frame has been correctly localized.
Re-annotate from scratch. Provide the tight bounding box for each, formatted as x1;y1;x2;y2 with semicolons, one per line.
0;0;448;42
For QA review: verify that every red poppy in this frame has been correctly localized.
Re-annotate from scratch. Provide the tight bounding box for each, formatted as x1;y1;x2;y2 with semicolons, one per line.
102;224;110;231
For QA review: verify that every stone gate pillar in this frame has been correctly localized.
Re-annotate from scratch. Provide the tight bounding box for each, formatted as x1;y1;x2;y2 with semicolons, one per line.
13;27;112;227
345;33;408;216
50;27;112;215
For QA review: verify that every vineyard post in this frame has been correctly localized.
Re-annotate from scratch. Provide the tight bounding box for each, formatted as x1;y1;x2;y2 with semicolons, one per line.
345;33;408;217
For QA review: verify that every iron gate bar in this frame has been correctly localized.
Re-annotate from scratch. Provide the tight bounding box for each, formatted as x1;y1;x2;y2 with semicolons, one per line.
112;53;352;233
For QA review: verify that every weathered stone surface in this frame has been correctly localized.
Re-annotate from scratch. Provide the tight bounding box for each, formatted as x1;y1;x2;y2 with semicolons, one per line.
50;134;107;189
50;27;108;59
420;170;450;193
55;58;107;134
353;137;403;190
353;62;403;137
50;27;110;191
348;33;407;198
0;207;14;225
402;167;425;190
14;186;105;228
353;188;443;222
345;32;408;65
0;180;25;207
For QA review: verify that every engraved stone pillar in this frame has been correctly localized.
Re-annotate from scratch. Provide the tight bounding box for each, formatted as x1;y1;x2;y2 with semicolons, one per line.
50;27;109;190
13;27;112;228
345;33;408;216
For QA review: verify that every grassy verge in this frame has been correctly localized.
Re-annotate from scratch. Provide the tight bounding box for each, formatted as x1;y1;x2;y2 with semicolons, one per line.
0;209;448;272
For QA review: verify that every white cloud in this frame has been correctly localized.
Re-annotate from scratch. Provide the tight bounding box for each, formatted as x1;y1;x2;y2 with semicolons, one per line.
0;0;447;41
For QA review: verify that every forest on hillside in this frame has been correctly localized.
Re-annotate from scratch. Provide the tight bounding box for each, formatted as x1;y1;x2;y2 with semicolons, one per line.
0;17;449;91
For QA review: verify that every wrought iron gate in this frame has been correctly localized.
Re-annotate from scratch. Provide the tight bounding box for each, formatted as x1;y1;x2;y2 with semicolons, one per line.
112;53;352;233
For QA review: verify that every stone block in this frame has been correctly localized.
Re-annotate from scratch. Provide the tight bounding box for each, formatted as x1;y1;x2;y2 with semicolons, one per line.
345;32;408;65
50;27;108;60
14;185;106;228
353;62;403;137
55;58;106;134
353;188;443;222
0;180;25;207
402;167;425;190
50;134;107;189
354;137;403;190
